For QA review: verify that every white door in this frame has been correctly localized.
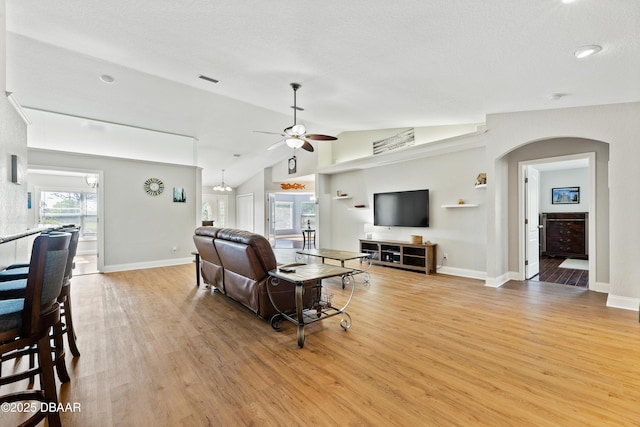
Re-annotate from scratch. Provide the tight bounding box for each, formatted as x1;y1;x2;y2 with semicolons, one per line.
236;193;254;232
525;166;540;279
267;193;276;245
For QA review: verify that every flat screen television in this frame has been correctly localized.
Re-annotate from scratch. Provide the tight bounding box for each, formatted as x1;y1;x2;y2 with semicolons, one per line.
373;189;429;227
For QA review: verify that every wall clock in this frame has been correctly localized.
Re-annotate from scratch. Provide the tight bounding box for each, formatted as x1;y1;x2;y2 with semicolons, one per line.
288;156;297;174
144;177;164;196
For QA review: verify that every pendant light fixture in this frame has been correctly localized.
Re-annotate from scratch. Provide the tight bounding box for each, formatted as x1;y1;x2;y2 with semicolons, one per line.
213;169;232;192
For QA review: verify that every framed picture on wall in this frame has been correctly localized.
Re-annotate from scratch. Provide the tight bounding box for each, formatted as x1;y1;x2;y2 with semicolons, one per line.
552;187;580;204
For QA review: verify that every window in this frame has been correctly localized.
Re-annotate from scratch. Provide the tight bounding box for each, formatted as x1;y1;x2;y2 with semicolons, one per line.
300;201;316;216
274;201;293;230
40;191;97;237
300;201;316;229
201;194;228;227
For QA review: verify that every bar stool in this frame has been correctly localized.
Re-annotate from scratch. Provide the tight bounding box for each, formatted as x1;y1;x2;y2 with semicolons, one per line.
0;227;81;381
0;232;70;427
302;229;316;249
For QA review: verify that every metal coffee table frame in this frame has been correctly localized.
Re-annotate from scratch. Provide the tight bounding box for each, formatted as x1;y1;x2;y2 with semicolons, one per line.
267;264;356;348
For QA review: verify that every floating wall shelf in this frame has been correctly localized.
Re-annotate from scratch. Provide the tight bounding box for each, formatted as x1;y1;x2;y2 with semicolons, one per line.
475;184;487;188
332;196;352;200
441;204;480;208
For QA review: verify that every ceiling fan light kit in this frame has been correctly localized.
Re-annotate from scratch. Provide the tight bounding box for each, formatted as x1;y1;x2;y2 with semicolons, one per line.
285;136;305;149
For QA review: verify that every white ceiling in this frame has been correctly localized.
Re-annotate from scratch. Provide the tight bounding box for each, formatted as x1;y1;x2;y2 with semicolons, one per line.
5;0;640;187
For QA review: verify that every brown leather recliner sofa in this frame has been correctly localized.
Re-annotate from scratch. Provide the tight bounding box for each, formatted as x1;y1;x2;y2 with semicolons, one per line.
193;227;314;320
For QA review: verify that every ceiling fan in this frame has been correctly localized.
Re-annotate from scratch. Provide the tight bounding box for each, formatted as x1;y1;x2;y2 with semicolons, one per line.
254;83;337;152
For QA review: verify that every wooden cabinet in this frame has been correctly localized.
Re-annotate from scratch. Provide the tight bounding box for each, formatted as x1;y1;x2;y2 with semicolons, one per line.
359;239;437;274
541;212;588;258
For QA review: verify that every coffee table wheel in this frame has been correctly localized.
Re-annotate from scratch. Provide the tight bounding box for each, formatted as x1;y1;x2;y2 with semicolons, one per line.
270;314;284;331
297;324;305;348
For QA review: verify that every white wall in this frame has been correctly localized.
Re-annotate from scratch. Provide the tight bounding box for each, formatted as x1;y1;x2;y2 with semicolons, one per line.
28;148;200;272
235;169;266;235
324;146;488;278
484;102;640;309
326;123;482;165
317;102;640;310
505;139;608;282
539;168;589;213
26;108;197;167
0;0;31;268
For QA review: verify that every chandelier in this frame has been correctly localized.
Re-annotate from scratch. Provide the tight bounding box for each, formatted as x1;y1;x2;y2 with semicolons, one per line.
213;169;232;192
85;174;98;189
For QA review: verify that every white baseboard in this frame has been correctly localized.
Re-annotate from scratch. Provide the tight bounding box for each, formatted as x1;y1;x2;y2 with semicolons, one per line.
76;249;97;256
589;281;610;294
606;294;640;312
484;272;511;288
104;257;192;273
437;266;486;281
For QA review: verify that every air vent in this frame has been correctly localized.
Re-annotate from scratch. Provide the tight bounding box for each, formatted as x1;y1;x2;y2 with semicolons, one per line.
198;75;219;84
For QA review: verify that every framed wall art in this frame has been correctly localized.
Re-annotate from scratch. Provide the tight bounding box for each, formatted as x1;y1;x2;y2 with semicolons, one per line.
173;187;186;203
552;187;580;204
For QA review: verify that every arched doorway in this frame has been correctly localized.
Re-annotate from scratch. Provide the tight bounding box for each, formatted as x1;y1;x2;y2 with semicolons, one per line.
504;137;610;291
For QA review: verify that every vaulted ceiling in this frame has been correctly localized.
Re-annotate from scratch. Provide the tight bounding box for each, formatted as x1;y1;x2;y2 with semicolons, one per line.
5;0;640;187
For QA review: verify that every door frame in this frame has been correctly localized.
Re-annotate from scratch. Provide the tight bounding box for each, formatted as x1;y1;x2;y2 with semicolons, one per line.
266;191;318;244
524;165;540;279
28;165;104;273
518;152;596;287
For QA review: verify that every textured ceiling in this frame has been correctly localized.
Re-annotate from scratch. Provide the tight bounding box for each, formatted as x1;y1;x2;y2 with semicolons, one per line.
5;0;640;186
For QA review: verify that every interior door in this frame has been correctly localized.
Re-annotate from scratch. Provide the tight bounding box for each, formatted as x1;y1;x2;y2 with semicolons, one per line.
236;193;254;232
525;166;540;279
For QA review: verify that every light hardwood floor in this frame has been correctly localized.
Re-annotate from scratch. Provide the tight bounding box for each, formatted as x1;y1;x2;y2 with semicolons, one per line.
6;254;640;426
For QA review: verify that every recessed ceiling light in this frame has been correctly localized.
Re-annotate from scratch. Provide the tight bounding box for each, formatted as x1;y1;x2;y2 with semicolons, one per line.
549;93;568;101
100;74;115;84
561;0;577;4
574;45;602;59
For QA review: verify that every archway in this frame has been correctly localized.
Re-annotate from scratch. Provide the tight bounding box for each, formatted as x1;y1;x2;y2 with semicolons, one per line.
502;137;609;291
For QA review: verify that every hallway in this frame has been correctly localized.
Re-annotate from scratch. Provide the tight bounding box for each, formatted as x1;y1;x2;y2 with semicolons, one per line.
530;256;589;288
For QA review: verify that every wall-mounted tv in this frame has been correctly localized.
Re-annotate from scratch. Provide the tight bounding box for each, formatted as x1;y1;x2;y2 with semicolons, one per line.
373;189;429;227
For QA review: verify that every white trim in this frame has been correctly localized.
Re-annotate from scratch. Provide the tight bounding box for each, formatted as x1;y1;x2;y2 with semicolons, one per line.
606;294;640;312
103;257;192;273
437;266;486;281
484;272;512;288
75;249;97;256
6;92;32;125
517;153;597;284
590;281;610;294
29;164;105;273
24;106;195;140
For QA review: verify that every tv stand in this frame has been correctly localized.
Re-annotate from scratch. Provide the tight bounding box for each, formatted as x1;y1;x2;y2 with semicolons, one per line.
359;239;437;274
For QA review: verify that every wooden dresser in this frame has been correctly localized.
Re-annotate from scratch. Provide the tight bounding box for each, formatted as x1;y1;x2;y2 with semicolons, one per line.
541;212;588;259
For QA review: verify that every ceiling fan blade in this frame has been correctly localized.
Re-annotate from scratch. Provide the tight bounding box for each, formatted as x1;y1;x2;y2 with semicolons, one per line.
304;134;337;141
254;130;286;137
301;141;315;152
267;139;286;150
